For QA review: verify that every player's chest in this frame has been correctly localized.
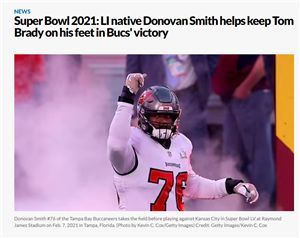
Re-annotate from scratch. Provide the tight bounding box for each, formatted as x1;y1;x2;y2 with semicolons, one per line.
137;141;188;173
132;142;188;211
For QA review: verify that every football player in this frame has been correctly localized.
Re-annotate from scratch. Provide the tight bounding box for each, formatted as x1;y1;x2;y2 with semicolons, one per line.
107;73;259;211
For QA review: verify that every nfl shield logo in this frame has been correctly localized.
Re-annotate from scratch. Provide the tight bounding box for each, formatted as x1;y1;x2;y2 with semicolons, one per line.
167;151;172;157
180;149;187;159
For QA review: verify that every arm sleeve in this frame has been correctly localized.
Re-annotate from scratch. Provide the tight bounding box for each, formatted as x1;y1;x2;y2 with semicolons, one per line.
107;89;137;174
184;155;228;199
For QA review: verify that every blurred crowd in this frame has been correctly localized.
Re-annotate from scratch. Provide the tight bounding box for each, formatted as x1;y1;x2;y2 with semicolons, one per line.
15;54;279;211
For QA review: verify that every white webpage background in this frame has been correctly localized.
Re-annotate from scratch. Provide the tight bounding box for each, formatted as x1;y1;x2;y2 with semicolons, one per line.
1;1;299;238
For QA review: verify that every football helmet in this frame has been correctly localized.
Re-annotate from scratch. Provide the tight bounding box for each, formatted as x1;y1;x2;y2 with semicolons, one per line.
137;86;181;139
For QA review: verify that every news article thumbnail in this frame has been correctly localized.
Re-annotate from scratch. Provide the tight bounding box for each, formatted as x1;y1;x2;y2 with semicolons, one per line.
14;54;294;212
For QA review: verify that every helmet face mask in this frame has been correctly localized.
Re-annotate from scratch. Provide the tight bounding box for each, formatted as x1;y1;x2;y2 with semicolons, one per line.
149;115;173;130
137;86;181;140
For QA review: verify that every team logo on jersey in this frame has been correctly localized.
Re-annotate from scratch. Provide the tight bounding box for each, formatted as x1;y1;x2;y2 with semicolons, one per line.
167;151;172;157
180;149;187;159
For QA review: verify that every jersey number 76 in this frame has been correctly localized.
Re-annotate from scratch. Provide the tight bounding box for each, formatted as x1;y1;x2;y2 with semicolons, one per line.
148;168;188;211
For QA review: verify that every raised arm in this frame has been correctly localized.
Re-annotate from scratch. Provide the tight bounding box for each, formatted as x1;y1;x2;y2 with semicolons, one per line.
107;73;145;174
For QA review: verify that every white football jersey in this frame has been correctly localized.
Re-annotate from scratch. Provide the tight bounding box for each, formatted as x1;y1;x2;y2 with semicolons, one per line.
108;102;228;211
114;127;191;211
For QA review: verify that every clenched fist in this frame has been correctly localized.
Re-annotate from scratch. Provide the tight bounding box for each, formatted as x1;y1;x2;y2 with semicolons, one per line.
126;73;147;94
234;183;259;204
